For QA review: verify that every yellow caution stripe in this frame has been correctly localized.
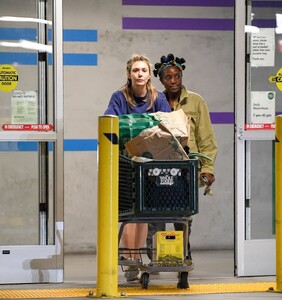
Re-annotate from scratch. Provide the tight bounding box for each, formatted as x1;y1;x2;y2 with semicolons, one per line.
0;282;277;298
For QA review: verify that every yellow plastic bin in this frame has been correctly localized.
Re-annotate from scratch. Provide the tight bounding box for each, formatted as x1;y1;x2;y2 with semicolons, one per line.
154;231;184;263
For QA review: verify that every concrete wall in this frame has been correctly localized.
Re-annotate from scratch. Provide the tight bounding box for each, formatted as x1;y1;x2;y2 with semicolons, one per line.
62;0;234;252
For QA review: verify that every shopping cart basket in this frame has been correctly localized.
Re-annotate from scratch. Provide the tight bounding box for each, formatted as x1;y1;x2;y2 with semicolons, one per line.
118;155;199;289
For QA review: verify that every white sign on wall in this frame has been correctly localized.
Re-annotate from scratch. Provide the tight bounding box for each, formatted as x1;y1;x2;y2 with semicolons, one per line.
251;28;275;67
250;91;275;124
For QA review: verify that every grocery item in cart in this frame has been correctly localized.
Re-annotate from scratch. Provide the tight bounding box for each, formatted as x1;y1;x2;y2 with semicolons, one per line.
154;230;184;263
119;113;160;151
150;108;190;147
125;122;188;160
125;109;190;160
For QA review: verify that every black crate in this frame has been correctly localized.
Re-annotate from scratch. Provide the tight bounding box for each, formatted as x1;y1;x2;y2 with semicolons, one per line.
119;155;199;218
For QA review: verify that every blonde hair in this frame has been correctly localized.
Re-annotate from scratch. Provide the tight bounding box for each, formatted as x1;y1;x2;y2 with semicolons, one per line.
121;54;158;110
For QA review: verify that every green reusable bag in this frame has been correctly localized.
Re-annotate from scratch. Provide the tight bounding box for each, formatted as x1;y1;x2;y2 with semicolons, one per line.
119;113;160;150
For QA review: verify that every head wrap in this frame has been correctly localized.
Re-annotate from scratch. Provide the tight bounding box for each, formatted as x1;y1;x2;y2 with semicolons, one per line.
153;53;186;77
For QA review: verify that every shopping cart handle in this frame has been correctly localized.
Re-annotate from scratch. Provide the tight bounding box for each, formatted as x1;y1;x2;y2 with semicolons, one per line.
188;152;212;160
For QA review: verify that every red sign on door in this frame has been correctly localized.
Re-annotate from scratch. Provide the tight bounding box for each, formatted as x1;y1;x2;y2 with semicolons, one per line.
245;123;275;130
2;124;53;131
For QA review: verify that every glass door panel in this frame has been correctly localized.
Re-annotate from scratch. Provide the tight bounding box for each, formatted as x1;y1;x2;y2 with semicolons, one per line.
0;141;54;246
0;0;54;130
249;141;275;240
235;0;281;276
0;0;63;284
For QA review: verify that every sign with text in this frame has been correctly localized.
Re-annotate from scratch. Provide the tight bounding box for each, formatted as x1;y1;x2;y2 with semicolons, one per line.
248;91;275;130
2;124;53;131
11;90;38;124
269;67;282;92
0;64;19;92
245;123;275;130
251;28;275;67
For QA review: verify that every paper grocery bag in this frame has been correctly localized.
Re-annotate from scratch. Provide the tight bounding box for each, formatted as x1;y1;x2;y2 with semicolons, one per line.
149;109;190;147
125;122;189;160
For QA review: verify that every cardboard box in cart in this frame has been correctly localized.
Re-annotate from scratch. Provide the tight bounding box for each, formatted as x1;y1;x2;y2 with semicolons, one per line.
154;231;184;262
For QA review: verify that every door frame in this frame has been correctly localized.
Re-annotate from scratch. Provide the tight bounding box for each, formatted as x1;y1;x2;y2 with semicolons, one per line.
0;0;64;284
234;0;275;277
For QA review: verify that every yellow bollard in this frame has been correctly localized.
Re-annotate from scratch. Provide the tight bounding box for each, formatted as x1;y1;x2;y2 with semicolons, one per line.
275;115;282;292
96;115;119;298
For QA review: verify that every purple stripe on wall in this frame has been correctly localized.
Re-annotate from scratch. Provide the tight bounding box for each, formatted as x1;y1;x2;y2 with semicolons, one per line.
253;1;282;8
122;17;234;30
210;112;234;124
210;112;282;124
122;0;234;7
252;19;276;28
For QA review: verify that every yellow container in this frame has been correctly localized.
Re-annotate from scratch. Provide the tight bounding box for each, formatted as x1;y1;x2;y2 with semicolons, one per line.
155;231;183;261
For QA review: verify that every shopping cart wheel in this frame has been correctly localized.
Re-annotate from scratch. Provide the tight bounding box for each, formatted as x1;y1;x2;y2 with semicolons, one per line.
177;271;189;289
140;272;150;289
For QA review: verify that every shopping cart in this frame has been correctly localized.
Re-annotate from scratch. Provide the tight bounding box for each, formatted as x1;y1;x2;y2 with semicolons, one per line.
118;155;199;289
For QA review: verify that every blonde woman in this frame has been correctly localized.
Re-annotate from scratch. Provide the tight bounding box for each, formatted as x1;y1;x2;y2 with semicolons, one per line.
104;54;170;281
